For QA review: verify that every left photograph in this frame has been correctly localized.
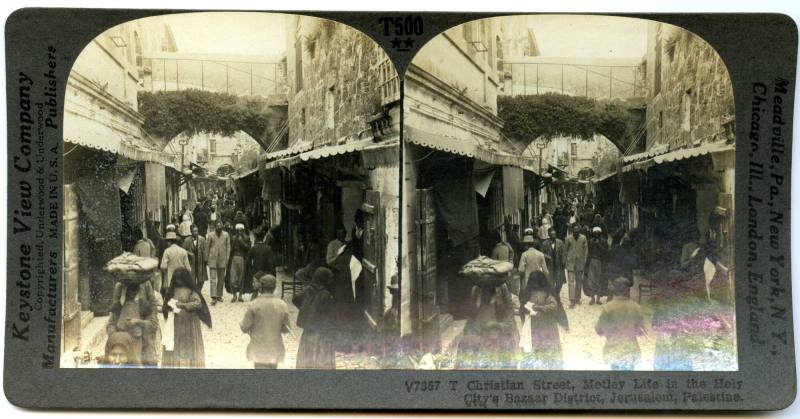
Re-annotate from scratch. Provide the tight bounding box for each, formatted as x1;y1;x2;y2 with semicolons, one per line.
61;12;401;369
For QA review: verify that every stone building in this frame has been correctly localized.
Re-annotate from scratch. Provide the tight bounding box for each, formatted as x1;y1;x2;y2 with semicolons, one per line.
62;17;181;361
403;19;540;352
642;23;735;152
536;135;622;179
621;21;736;302
260;16;400;342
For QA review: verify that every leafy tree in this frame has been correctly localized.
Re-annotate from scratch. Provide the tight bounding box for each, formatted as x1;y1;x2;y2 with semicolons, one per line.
137;90;285;146
497;93;638;151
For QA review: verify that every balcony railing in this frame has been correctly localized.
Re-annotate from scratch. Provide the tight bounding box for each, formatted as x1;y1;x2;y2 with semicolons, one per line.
141;57;287;97
500;62;645;100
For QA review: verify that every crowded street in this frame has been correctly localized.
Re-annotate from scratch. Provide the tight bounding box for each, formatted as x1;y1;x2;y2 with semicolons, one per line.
197;270;377;370
438;274;737;371
403;15;737;372
62;13;401;370
62;13;737;372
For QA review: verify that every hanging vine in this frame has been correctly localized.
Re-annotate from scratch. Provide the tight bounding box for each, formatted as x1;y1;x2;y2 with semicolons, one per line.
498;93;639;150
137;89;284;142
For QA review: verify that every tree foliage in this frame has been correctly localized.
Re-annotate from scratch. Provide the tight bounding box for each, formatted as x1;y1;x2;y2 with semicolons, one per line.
498;93;638;150
137;89;284;142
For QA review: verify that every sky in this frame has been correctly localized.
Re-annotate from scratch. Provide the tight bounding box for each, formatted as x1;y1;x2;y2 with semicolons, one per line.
511;15;649;59
157;12;288;56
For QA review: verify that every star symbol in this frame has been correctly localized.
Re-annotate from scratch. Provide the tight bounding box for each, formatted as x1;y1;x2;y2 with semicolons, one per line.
391;37;401;49
404;37;415;48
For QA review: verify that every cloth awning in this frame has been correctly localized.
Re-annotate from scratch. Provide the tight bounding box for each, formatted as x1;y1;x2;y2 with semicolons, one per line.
405;126;538;171
234;166;259;179
623;142;734;172
502;165;524;217
263;139;314;160
593;171;618;183
263;137;398;169
64;120;175;165
622;144;669;164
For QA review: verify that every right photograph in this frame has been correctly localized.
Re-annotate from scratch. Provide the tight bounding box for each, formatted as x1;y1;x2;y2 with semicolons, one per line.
401;15;736;371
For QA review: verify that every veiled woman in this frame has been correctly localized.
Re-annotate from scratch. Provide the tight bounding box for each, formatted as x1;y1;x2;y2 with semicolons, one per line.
163;268;212;368
519;271;568;369
293;267;337;369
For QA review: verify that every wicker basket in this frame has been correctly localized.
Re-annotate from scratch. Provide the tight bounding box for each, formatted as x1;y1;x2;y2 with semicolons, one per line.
112;269;154;286
463;271;511;289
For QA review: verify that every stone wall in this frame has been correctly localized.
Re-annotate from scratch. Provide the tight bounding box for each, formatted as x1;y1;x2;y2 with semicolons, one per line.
646;23;735;150
286;17;396;148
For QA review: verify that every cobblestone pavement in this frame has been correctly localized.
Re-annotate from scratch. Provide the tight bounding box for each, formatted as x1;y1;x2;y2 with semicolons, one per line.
558;290;657;371
436;284;657;370
202;270;376;369
439;279;737;371
74;269;377;369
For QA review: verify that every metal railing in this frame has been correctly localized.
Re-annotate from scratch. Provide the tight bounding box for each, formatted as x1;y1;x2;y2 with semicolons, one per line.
142;57;287;97
499;62;645;99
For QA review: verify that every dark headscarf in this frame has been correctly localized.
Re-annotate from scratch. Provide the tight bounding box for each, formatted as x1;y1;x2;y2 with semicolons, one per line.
521;271;569;331
163;267;212;328
312;266;335;288
295;267;336;331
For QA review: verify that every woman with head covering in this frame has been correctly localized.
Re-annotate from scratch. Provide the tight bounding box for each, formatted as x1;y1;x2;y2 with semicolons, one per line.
163;267;211;368
293;267;337;369
519;271;566;370
103;331;136;368
584;226;609;305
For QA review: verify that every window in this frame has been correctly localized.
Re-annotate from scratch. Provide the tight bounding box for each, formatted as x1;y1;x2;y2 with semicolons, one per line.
209;139;216;154
307;39;317;60
571;142;578;156
294;37;303;92
134;32;143;68
378;57;399;106
654;39;662;96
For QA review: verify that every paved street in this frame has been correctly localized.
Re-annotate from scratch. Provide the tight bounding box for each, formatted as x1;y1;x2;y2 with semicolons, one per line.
201;269;375;369
438;285;656;370
439;280;736;371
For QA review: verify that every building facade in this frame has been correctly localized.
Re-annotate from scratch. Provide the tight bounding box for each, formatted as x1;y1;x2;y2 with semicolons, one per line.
62;18;181;360
621;22;736;303
260;15;400;344
403;19;543;352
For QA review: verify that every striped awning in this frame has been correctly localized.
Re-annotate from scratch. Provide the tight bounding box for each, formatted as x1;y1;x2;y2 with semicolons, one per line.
263;139;314;160
64;119;176;165
623;142;734;172
405;126;538;172
263;136;398;170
